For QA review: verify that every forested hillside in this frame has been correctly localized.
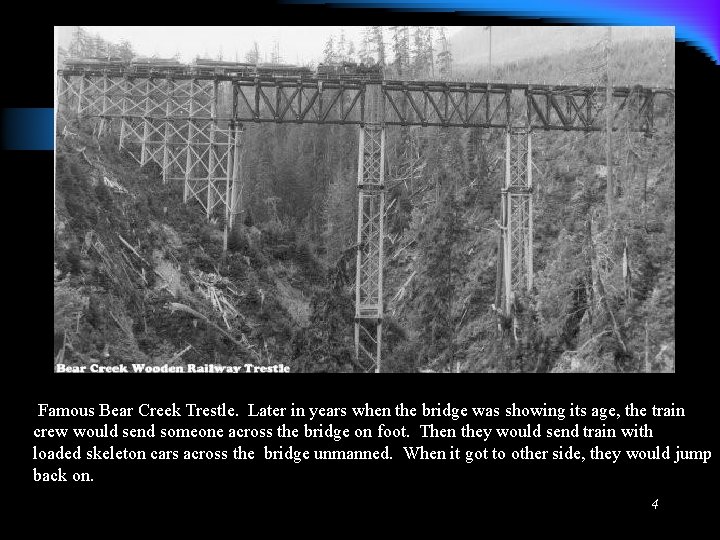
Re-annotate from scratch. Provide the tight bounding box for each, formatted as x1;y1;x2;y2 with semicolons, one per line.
450;26;674;77
54;27;675;372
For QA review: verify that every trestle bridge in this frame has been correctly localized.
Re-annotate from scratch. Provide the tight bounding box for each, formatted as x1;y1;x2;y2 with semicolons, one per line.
56;63;675;372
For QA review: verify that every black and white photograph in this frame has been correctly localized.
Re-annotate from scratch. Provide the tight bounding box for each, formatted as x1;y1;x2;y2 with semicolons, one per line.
53;25;675;373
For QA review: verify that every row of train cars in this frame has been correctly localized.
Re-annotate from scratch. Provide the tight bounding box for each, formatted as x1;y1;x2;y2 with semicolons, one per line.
62;56;383;81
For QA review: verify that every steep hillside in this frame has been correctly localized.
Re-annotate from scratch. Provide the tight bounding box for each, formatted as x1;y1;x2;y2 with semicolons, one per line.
380;38;675;373
451;26;674;80
53;121;352;371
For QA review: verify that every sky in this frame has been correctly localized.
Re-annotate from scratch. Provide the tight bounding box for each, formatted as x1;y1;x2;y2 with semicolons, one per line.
78;26;465;65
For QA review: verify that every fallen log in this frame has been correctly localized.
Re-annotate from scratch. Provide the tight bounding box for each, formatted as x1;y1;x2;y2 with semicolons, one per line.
109;311;133;338
165;302;244;348
169;344;193;363
118;234;152;267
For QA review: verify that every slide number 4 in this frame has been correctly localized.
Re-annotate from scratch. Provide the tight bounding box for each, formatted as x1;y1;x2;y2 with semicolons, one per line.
652;499;659;510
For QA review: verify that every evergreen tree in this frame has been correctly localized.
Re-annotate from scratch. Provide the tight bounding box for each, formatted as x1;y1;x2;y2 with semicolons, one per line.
436;27;453;79
359;27;374;65
371;26;386;67
322;168;356;264
337;30;347;62
391;26;410;78
411;27;428;77
69;27;91;57
425;27;436;78
323;35;336;64
346;40;356;63
411;26;436;78
245;41;260;64
271;40;282;64
409;185;469;368
115;39;135;62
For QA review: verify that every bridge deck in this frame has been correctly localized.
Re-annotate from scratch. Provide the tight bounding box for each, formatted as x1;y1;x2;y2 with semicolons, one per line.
57;69;674;92
57;70;675;131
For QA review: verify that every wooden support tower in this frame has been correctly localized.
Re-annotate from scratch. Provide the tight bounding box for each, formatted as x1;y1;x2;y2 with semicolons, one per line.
355;82;386;372
207;80;218;219
501;127;533;332
229;122;244;230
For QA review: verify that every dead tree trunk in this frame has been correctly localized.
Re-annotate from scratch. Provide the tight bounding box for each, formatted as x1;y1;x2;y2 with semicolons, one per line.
588;215;628;355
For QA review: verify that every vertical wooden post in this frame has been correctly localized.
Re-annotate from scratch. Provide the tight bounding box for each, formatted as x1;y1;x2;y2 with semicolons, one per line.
119;77;128;151
77;76;86;117
354;144;364;364
488;27;492;76
375;320;383;373
223;122;234;253
229;124;242;229
184;81;195;204
644;321;650;373
494;227;504;317
377;128;386;373
605;26;614;215
354;322;360;363
163;79;174;184
207;80;218;219
229;84;240;230
141;78;151;165
355;126;365;322
99;76;108;134
503;130;512;315
526;130;533;291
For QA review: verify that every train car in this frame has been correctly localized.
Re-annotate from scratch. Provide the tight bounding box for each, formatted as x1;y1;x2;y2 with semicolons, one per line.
296;66;314;79
315;61;383;81
64;56;127;73
355;62;383;81
192;59;255;77
315;62;341;79
316;62;359;78
129;57;154;74
130;57;186;76
255;63;312;79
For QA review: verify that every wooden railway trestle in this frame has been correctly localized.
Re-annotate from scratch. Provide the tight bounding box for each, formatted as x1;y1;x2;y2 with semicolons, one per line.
56;69;675;372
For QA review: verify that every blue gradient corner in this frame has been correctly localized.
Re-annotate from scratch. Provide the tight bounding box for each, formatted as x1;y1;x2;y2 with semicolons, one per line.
1;108;55;151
